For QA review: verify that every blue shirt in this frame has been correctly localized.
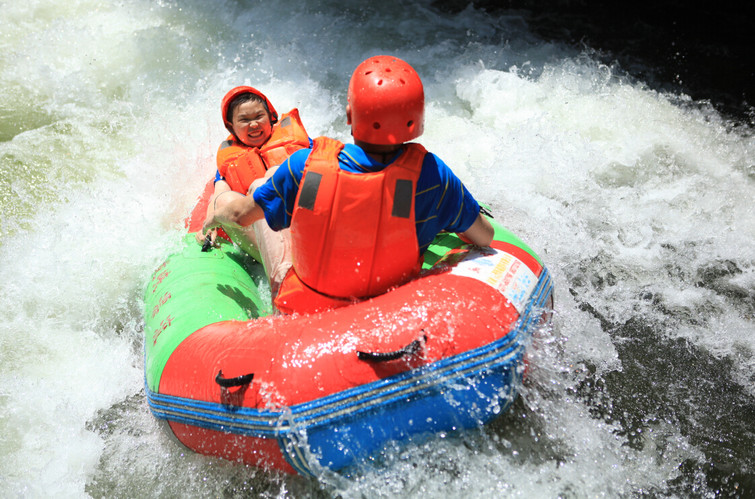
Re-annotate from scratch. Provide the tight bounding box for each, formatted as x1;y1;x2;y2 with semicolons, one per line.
253;142;481;254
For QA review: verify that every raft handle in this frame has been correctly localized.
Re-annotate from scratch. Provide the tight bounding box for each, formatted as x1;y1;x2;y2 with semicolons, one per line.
357;335;426;362
215;370;254;388
201;233;214;252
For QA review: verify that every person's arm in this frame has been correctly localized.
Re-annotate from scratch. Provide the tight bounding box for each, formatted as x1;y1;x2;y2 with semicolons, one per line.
252;150;309;231
205;179;232;222
416;152;494;249
195;178;232;245
249;165;280;194
203;194;264;233
459;213;495;247
211;179;232;200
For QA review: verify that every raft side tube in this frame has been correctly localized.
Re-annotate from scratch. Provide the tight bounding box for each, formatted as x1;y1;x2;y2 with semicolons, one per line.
147;263;552;474
144;208;554;474
144;234;270;392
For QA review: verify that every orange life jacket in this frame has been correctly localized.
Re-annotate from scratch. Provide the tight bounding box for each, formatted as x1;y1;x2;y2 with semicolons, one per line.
274;137;426;315
216;109;309;194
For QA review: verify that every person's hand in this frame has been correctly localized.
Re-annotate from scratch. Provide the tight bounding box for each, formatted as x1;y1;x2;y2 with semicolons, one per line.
202;213;220;235
196;227;218;251
196;227;217;243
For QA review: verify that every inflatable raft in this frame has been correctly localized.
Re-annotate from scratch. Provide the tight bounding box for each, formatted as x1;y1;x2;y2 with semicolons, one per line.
144;184;553;476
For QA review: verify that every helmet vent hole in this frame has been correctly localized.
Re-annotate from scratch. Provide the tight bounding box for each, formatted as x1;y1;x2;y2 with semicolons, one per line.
377;79;383;86
365;71;373;75
373;122;381;130
407;120;413;128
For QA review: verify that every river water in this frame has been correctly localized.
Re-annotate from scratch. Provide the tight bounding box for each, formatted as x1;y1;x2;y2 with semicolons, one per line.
1;1;753;497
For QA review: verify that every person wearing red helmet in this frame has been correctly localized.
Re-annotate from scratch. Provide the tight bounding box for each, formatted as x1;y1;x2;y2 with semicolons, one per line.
199;86;310;266
214;86;310;194
204;56;494;314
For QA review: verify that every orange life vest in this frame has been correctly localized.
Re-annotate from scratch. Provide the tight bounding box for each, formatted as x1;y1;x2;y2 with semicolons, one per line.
216;109;309;194
274;137;426;315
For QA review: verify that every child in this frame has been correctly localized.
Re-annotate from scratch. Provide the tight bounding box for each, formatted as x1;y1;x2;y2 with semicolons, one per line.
198;86;308;253
212;86;309;197
198;86;309;289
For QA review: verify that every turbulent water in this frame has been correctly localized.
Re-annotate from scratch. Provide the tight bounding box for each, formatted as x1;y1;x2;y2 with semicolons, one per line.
1;0;753;497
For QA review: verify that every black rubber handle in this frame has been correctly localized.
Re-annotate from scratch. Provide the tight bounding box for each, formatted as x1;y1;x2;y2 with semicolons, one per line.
357;335;426;362
201;234;214;252
215;370;254;388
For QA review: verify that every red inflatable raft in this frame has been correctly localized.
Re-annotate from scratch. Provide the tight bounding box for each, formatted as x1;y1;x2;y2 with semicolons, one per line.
144;180;553;475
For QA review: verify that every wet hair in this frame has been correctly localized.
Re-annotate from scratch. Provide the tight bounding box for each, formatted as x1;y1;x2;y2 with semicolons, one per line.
225;93;273;124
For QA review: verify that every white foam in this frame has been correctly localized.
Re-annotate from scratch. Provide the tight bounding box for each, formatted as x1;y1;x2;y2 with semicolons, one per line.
1;0;752;496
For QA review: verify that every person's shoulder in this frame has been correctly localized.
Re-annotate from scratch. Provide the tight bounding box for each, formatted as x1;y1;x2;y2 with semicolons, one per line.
422;150;463;179
338;142;374;169
289;147;311;164
342;142;362;154
218;134;242;148
217;136;252;158
418;150;446;178
216;136;250;168
418;148;446;167
279;148;310;180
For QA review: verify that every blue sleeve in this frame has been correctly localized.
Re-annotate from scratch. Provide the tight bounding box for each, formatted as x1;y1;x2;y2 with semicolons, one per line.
214;170;225;183
252;148;309;230
414;153;481;252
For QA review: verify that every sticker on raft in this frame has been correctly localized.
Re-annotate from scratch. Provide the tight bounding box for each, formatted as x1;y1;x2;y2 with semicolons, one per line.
450;247;537;313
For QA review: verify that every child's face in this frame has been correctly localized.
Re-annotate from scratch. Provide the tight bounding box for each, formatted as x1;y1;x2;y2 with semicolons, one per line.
229;100;273;148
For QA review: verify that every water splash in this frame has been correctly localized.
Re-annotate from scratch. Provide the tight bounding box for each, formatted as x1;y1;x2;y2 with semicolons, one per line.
1;0;752;497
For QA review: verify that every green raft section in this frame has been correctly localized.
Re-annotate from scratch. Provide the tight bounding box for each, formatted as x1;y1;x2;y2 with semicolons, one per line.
143;219;542;393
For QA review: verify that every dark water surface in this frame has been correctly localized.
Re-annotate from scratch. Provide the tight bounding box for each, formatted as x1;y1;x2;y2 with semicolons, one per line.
434;1;755;496
435;0;754;124
2;1;752;497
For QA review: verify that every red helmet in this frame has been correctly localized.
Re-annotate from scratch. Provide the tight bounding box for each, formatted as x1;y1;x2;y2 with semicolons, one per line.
221;86;278;125
347;56;424;145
